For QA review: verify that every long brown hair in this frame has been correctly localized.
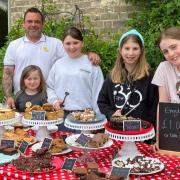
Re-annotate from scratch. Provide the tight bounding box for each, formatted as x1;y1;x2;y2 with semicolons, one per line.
110;35;150;83
158;27;180;47
20;65;46;95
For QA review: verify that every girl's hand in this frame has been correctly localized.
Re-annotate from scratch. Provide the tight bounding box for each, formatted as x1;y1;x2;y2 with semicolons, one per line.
149;142;159;152
53;100;63;110
6;96;16;109
88;52;101;65
112;109;122;116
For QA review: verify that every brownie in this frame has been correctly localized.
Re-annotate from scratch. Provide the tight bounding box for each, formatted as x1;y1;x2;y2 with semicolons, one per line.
73;167;88;176
2;148;17;155
0;146;7;153
109;175;124;180
87;162;99;172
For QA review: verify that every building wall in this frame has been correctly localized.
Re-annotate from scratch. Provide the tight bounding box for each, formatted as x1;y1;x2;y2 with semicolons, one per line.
10;0;134;34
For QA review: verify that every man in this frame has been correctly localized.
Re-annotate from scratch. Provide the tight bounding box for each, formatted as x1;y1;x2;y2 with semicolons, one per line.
3;7;100;109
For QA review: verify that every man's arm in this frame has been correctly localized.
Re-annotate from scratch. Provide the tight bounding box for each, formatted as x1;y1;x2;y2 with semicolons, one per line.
2;66;15;109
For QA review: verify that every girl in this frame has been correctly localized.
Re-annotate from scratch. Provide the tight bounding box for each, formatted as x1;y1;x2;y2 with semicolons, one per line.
152;27;180;103
151;27;180;151
47;27;104;131
15;65;47;112
98;29;158;126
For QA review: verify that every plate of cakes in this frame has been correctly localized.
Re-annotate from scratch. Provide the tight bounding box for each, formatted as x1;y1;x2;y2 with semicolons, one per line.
12;148;61;173
32;137;72;155
112;155;164;175
3;128;36;146
0;146;20;165
68;108;105;123
65;133;113;151
24;103;64;120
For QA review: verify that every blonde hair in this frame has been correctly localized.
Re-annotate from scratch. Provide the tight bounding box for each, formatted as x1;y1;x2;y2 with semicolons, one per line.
20;65;47;95
110;35;150;83
158;27;180;46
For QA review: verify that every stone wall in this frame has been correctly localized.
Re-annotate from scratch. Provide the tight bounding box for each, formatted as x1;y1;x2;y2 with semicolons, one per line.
10;0;134;34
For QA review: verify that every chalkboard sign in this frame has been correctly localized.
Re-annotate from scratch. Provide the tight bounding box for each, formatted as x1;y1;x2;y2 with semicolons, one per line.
41;137;53;149
123;120;141;131
31;111;46;120
18;140;29;154
75;134;91;146
1;139;15;148
110;166;130;179
158;102;180;155
62;158;76;171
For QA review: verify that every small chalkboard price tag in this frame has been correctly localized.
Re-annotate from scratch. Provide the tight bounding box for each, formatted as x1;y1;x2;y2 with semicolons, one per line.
75;133;91;146
41;137;53;149
158;102;180;155
62;158;76;171
123;120;141;131
1;139;15;148
112;147;119;159
18;140;29;154
31;110;46;120
110;166;130;179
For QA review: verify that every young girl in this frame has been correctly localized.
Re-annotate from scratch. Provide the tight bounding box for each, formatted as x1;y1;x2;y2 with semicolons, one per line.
15;65;47;112
47;27;104;131
98;29;158;126
152;27;180;103
151;27;180;151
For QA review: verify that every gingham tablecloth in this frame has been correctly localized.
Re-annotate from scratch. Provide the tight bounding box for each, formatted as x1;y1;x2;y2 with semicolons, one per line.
0;130;180;180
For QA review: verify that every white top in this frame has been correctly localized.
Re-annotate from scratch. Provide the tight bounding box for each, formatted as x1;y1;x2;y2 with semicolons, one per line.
47;54;104;113
3;34;66;93
152;61;180;103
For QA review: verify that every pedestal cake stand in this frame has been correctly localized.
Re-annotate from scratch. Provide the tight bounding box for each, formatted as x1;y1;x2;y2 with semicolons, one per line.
104;121;155;158
22;118;63;141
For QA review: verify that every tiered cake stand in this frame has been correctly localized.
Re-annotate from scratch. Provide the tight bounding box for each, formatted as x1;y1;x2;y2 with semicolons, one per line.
22;118;63;141
0;115;20;140
104;121;155;158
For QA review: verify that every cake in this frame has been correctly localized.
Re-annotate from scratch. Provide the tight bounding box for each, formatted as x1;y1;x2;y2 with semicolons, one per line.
109;115;147;131
24;103;64;120
2;147;17;155
70;108;95;122
0;108;15;120
87;162;99;172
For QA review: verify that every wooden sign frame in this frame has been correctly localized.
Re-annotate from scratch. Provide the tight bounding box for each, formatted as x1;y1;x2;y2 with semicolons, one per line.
157;102;180;156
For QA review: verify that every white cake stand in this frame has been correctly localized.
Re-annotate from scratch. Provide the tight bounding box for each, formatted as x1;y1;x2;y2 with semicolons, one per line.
64;115;107;133
0;117;19;140
104;122;155;158
22;118;63;141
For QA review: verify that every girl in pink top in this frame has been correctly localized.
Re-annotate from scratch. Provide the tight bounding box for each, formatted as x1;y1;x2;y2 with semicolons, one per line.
151;27;180;151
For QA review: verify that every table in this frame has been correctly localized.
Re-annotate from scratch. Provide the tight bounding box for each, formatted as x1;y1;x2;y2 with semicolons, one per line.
0;130;180;180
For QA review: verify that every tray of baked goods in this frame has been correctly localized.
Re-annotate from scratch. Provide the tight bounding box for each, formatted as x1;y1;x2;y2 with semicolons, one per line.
32;136;72;155
67;108;105;123
3;128;36;146
112;155;164;175
65;133;113;151
12;148;61;173
22;103;64;125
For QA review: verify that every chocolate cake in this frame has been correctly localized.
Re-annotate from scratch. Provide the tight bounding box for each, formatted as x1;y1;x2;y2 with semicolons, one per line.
2;148;17;155
110;115;150;131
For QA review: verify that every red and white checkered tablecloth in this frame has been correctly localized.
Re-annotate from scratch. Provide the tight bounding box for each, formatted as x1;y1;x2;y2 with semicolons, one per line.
0;130;180;180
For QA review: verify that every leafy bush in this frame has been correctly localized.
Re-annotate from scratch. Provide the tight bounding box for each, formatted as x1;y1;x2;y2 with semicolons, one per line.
125;0;180;70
